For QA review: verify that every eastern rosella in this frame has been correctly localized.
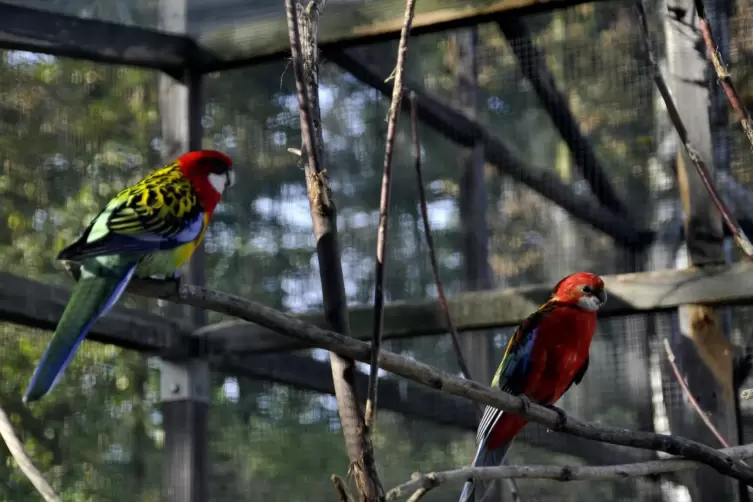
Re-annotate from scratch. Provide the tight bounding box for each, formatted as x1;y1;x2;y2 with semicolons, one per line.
23;150;235;403
458;271;606;502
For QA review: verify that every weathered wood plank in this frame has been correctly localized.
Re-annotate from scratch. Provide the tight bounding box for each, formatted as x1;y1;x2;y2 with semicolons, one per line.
0;271;188;354
0;3;195;77
200;261;753;353
197;0;609;72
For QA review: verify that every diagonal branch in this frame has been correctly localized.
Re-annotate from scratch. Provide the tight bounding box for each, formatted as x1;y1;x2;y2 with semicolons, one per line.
409;94;472;382
326;48;653;249
496;18;630;218
634;0;753;258
663;338;730;448
692;0;753;152
0;403;61;502
62;264;753;486
284;0;383;500
365;0;418;431
385;442;753;500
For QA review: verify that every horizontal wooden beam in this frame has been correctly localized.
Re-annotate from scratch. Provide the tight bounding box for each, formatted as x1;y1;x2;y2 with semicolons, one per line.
196;0;605;73
0;4;206;77
218;352;643;465
0;271;190;355
200;261;753;353
325;48;654;249
0;1;607;74
0;270;633;464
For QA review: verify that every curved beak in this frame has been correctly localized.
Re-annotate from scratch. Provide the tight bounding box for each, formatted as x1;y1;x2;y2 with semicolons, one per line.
226;170;236;189
596;287;608;305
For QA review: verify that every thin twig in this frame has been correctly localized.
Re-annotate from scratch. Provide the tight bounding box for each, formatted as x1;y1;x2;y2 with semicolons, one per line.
409;94;473;381
385;442;753;500
634;0;753;258
285;1;384;500
332;474;355;502
410;98;523;501
0;404;62;502
406;487;430;502
364;0;418;430
663;338;729;447
693;0;753;151
62;263;753;486
285;0;320;175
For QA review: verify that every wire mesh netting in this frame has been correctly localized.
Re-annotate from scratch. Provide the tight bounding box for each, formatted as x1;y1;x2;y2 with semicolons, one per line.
1;0;753;501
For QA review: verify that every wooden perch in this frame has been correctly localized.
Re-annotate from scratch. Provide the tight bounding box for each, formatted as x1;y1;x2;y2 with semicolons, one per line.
61;263;753;486
385;442;753;501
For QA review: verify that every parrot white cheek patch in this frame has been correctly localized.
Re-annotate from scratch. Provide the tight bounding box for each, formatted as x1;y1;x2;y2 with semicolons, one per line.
578;296;602;312
208;173;227;194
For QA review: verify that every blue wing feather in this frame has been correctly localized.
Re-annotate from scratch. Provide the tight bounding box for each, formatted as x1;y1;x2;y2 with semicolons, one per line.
58;210;204;261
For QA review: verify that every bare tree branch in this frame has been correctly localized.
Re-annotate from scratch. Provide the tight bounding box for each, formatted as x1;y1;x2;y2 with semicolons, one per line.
663;338;730;448
365;0;418;432
332;474;355;502
409;94;472;381
693;0;753;152
0;403;61;502
634;0;753;258
385;443;753;500
284;1;383;499
410;93;522;502
62;263;753;486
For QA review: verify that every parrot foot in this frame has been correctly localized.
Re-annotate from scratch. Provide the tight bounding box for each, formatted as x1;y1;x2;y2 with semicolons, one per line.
139;275;182;291
144;271;181;283
517;395;532;415
545;404;568;430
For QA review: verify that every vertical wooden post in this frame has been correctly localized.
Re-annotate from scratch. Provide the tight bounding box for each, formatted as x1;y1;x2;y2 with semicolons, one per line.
452;27;501;502
664;1;737;500
158;0;209;501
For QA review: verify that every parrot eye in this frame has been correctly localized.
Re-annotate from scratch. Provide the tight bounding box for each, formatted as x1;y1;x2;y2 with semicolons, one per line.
198;158;231;174
582;285;593;294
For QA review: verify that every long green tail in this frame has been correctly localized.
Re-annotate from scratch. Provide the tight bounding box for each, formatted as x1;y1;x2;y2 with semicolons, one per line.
23;262;137;403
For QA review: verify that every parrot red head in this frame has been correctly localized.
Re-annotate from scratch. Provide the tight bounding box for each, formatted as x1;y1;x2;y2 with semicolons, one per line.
177;149;235;214
550;271;607;312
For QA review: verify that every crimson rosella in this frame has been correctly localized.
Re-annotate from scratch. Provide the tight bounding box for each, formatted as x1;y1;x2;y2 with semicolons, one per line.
458;271;607;502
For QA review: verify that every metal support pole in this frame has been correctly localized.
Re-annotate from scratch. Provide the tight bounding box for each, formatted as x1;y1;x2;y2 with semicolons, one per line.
159;0;209;499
